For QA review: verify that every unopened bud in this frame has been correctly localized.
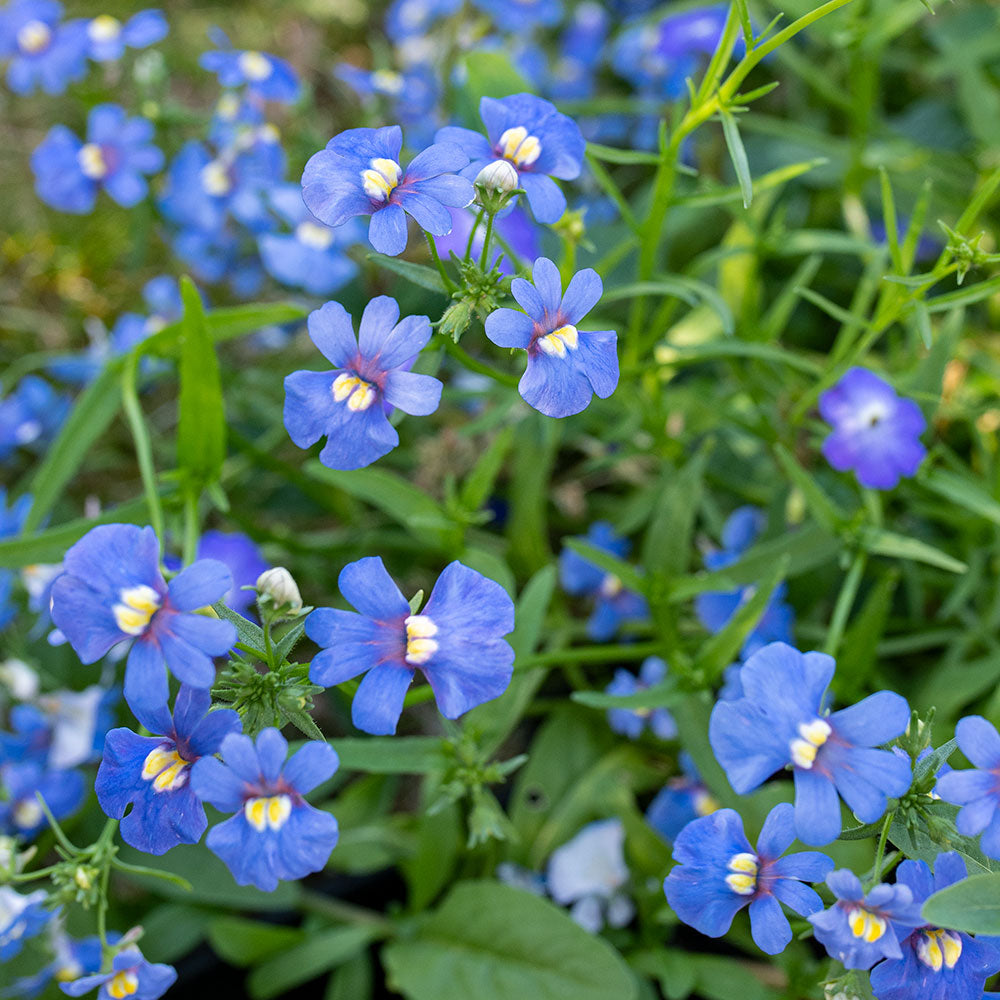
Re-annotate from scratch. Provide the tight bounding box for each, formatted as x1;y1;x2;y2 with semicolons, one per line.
256;567;302;612
475;159;518;194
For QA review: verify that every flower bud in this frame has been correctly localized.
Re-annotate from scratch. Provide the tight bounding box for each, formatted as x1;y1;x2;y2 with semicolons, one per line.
475;159;518;194
256;567;302;613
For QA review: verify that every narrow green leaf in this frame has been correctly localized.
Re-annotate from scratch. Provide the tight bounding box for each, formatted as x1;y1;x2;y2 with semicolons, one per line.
585;143;661;165
675;158;826;210
719;110;753;209
563;538;645;595
208;917;303;967
860;528;967;574
212;601;266;651
333;736;445;774
926;273;1000;312
655;339;822;376
603;280;734;335
366;254;447;294
922;468;1000;527
460;425;515;513
773;444;845;532
177;276;226;486
22;361;122;532
911;300;933;348
571;678;681;711
878;167;904;274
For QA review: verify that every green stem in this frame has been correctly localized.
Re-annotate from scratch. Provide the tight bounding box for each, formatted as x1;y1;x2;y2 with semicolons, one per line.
300;890;395;936
824;551;867;656
868;811;894;889
444;339;519;388
520;640;669;669
182;489;199;567
465;207;486;261
425;233;458;295
478;210;496;271
121;351;164;548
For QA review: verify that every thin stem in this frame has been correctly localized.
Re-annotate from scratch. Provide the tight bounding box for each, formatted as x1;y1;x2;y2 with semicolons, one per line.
121;351;164;548
824;551;867;656
465;207;486;261
868;812;894;889
519;640;669;669
478;210;496;271
425;233;458;295
444;339;519;389
182;489;199;567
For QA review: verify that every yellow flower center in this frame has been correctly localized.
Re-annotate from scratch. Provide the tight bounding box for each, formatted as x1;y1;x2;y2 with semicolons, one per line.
537;324;579;359
404;614;438;665
17;20;51;53
107;970;139;999
917;928;962;972
361;158;402;202
200;160;232;196
332;373;378;412
237;50;272;81
77;143;108;180
694;790;719;817
13;799;43;830
142;745;190;792
112;584;162;636
244;795;292;832
88;15;121;42
498;126;542;167
724;852;758;896
789;718;831;769
848;906;886;942
296;220;334;250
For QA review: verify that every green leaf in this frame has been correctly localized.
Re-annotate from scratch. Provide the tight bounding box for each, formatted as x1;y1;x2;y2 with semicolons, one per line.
212;601;266;652
922;468;1000;527
456;51;532;125
603;280;734;336
366;254;447;294
720;110;753;209
571;677;681;711
247;926;377;1000
333;736;445;774
656;339;821;376
923;872;1000;934
305;464;455;550
325;953;374;1000
563;538;645;595
860;528;967;574
382;881;638;1000
208;917;304;967
177;276;226;487
585;143;661;165
140;904;211;964
460;426;515;512
22;361;122;532
773;444;846;532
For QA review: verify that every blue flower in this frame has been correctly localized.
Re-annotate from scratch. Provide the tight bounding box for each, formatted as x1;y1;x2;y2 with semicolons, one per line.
0;761;85;837
558;521;647;639
284;298;442;471
199;33;299;103
485;257;618;417
0;490;32;629
695;506;795;659
7;929;105;999
191;728;339;892
0;0;88;95
306;556;515;735
709;642;912;845
84;11;166;62
0;888;51;960
471;0;562;27
646;752;720;842
606;658;676;740
546;819;634;933
49;524;237;714
809;868;924;969
935;716;1000;858
20;684;117;769
302;125;474;257
59;946;176;1000
32;104;163;214
258;185;360;295
95;684;241;855
546;3;609;101
869;853;1000;1000
436;94;584;223
0;377;70;461
664;803;834;954
384;0;460;42
819;367;927;490
335;63;441;148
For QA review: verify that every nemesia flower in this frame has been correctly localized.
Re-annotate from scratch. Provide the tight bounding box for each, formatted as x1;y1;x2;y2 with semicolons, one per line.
301;125;474;256
0;761;85;836
283;298;442;471
695;506;795;659
49;524;237;713
384;0;460;43
0;377;70;461
809;869;924;969
485;257;618;417
869;852;1000;1000
7;927;104;999
819;367;927;490
165;530;269;618
436;94;584;223
546;819;634;933
95;685;241;854
709;642;912;845
935;715;1000;858
335;63;440;148
306;556;515;735
664;803;834;954
558;521;647;640
0;489;33;629
84;10;166;62
258;185;360;296
191;728;339;891
0;888;51;960
472;0;562;27
199;32;299;103
32;684;117;769
646;752;719;842
605;657;676;740
31;104;164;214
0;0;88;95
59;946;176;1000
